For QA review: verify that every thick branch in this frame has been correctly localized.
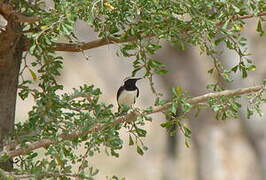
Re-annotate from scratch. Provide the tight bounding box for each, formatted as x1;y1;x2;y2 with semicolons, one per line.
0;168;92;179
23;34;154;52
21;12;266;52
53;36;144;52
1;2;265;51
51;12;266;52
0;85;264;158
0;3;38;23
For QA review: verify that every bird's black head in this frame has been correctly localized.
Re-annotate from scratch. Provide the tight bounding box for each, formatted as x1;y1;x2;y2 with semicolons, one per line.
123;77;142;89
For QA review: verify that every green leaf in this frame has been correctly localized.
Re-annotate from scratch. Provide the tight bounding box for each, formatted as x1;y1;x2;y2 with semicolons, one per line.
61;24;73;35
137;146;144;156
212;105;221;112
129;135;134;146
231;65;238;73
148;59;162;68
232;5;240;13
29;44;36;54
242;68;247;78
185;138;190;148
246;64;256;71
256;19;263;35
44;36;52;45
142;146;148;151
171;103;177;114
111;149;119;158
222;19;230;30
161;121;174;129
208;68;214;74
155;69;168;75
136;128;147;137
28;68;37;80
0;153;10;162
215;37;225;45
183;126;192;138
182;102;191;113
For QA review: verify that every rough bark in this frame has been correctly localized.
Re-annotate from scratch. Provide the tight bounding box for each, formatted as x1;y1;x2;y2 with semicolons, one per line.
0;14;23;171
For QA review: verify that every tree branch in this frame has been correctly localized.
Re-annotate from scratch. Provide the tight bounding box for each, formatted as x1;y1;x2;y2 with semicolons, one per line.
51;12;266;52
151;85;264;114
1;2;265;51
53;35;146;52
0;85;264;158
21;12;266;52
0;168;93;179
0;3;38;23
215;12;266;26
23;34;154;52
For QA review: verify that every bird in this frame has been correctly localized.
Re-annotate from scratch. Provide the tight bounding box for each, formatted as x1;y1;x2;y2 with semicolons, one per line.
117;77;142;111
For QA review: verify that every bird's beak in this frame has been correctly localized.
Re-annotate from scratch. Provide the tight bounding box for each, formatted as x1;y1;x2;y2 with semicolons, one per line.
136;77;142;80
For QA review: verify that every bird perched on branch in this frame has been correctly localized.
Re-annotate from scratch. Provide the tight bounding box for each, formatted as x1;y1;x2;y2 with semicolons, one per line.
117;77;142;111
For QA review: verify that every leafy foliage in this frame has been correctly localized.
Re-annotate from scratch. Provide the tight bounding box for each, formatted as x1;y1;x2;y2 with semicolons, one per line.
0;0;266;178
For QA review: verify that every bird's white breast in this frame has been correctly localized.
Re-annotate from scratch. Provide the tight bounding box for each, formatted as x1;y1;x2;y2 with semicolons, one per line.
118;90;138;106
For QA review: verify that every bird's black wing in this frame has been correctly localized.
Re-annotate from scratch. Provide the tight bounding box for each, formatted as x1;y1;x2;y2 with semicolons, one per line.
133;88;139;104
117;86;124;101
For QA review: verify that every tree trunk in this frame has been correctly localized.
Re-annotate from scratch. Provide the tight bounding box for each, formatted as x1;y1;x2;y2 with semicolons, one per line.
0;15;23;171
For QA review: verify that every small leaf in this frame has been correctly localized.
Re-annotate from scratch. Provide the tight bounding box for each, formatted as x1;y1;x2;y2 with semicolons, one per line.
231;65;238;73
215;37;225;45
175;87;183;95
241;68;247;78
111;149;119;157
246;64;256;71
171;103;177;114
232;5;240;13
28;68;37;80
91;168;99;176
29;44;36;54
208;68;214;74
185;138;190;148
136;128;147;137
182;102;191;113
137;146;144;155
222;19;230;30
256;19;263;35
183;126;192;138
212;105;221;112
155;69;168;75
142;146;148;151
129;135;134;146
104;2;115;10
148;59;162;68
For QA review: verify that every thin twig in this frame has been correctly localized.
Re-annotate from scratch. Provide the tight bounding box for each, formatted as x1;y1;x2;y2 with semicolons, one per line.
216;12;266;26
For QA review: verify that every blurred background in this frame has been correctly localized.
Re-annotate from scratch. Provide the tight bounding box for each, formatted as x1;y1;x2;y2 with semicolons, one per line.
15;18;266;180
